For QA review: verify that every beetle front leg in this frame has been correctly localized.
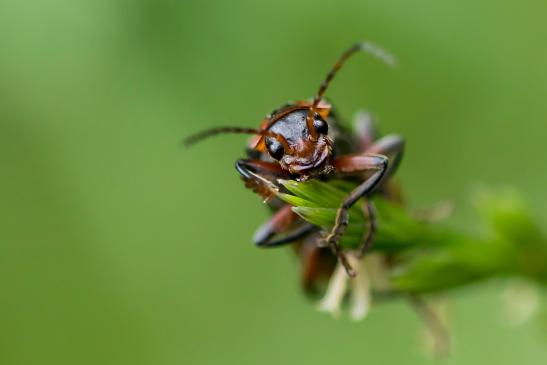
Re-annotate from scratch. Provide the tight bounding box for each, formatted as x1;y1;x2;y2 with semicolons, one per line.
322;154;388;276
366;134;404;182
235;159;287;201
236;160;318;247
322;208;356;276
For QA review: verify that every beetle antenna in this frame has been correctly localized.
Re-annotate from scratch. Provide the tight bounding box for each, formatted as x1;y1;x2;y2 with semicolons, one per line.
183;127;261;147
306;41;396;140
183;127;293;153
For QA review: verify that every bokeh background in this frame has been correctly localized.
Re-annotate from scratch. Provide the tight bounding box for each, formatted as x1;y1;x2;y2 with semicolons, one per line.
1;0;546;364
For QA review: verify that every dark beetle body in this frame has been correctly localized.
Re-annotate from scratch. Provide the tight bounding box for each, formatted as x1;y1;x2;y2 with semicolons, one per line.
244;101;404;292
185;42;404;283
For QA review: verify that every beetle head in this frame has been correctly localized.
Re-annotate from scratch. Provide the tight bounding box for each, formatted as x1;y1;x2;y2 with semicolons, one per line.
265;108;333;177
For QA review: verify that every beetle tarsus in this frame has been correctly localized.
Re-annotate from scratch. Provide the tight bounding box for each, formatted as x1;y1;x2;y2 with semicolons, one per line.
320;207;357;277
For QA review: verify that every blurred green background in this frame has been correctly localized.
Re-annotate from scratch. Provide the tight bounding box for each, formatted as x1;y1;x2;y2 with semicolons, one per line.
1;0;546;364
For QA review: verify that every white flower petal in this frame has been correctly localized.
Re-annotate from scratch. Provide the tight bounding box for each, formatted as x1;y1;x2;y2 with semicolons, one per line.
317;262;349;318
349;254;371;321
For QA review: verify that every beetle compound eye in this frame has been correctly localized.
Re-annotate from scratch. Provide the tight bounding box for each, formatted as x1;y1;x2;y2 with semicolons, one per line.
313;115;329;135
266;138;285;160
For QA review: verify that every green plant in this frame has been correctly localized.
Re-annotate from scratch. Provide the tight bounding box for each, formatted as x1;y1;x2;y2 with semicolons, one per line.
276;179;547;322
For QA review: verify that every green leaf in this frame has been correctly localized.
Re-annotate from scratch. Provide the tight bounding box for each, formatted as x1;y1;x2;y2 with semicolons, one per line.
276;178;547;293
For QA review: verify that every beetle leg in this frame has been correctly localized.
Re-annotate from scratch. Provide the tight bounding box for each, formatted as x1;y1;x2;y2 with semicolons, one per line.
254;205;318;247
365;134;405;181
359;199;377;257
235;159;287;201
322;154;388;276
258;223;318;247
236;160;318;247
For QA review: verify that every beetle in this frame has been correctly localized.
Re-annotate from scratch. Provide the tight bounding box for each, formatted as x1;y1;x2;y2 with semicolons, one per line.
184;42;404;277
